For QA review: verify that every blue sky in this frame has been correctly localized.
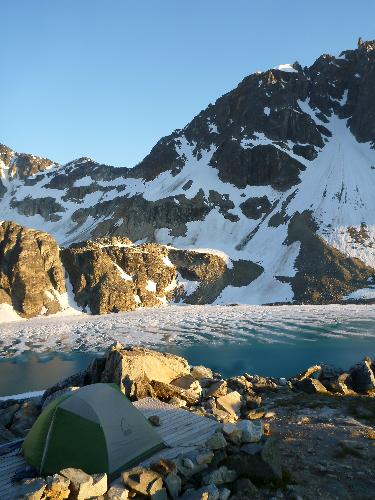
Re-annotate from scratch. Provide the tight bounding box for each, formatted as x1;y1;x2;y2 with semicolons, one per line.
1;1;374;167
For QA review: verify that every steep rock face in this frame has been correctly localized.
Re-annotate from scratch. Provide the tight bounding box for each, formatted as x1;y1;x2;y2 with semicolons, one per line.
61;239;177;314
0;143;54;180
0;222;65;317
286;212;375;303
2;39;375;305
169;249;262;304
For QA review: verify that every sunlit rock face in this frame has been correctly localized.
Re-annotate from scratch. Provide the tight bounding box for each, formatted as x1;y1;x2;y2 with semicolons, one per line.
2;39;375;306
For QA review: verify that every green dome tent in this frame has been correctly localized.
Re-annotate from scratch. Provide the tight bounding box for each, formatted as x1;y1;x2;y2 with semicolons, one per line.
22;383;164;476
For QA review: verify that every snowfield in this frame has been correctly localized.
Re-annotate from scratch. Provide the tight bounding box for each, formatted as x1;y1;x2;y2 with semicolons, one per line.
0;304;374;357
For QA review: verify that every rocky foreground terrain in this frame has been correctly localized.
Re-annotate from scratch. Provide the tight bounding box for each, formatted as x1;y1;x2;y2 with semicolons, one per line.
2;39;375;307
1;344;375;499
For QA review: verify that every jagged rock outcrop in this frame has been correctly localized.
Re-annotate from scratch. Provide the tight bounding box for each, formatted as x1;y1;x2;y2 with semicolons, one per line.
0;222;239;318
286;211;375;304
0;221;65;317
61;239;177;314
2;39;375;305
0;143;54;180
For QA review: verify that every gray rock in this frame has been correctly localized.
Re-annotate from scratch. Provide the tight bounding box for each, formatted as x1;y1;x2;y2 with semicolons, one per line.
349;357;375;393
60;468;94;500
206;432;227;450
98;344;190;397
165;473;182;499
216;391;242;418
202;466;238;485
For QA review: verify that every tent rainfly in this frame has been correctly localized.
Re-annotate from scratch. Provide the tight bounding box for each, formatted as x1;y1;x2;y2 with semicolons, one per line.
22;383;164;476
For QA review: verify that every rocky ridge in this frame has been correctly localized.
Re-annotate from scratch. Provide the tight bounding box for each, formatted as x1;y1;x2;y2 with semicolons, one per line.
1;344;375;499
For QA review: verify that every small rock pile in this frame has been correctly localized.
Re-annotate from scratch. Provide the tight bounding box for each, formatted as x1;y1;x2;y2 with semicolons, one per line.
290;357;375;396
17;421;281;499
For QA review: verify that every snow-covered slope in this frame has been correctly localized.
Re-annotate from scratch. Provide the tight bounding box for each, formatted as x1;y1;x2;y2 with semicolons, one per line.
1;39;375;306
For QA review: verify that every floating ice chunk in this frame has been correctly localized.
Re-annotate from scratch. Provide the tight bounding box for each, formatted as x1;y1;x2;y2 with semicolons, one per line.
264;107;271;116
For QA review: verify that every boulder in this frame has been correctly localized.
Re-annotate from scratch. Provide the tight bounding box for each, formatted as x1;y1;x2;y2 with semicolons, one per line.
328;373;356;395
191;366;214;380
205;432;227;450
59;468;94;500
98;344;190;396
295;364;322;381
349;357;375;393
216;391;242;418
237;420;263;443
122;467;163;496
171;374;202;396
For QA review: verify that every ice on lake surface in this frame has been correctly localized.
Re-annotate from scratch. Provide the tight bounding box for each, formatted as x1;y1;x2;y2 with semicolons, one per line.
1;304;375;356
0;305;374;389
